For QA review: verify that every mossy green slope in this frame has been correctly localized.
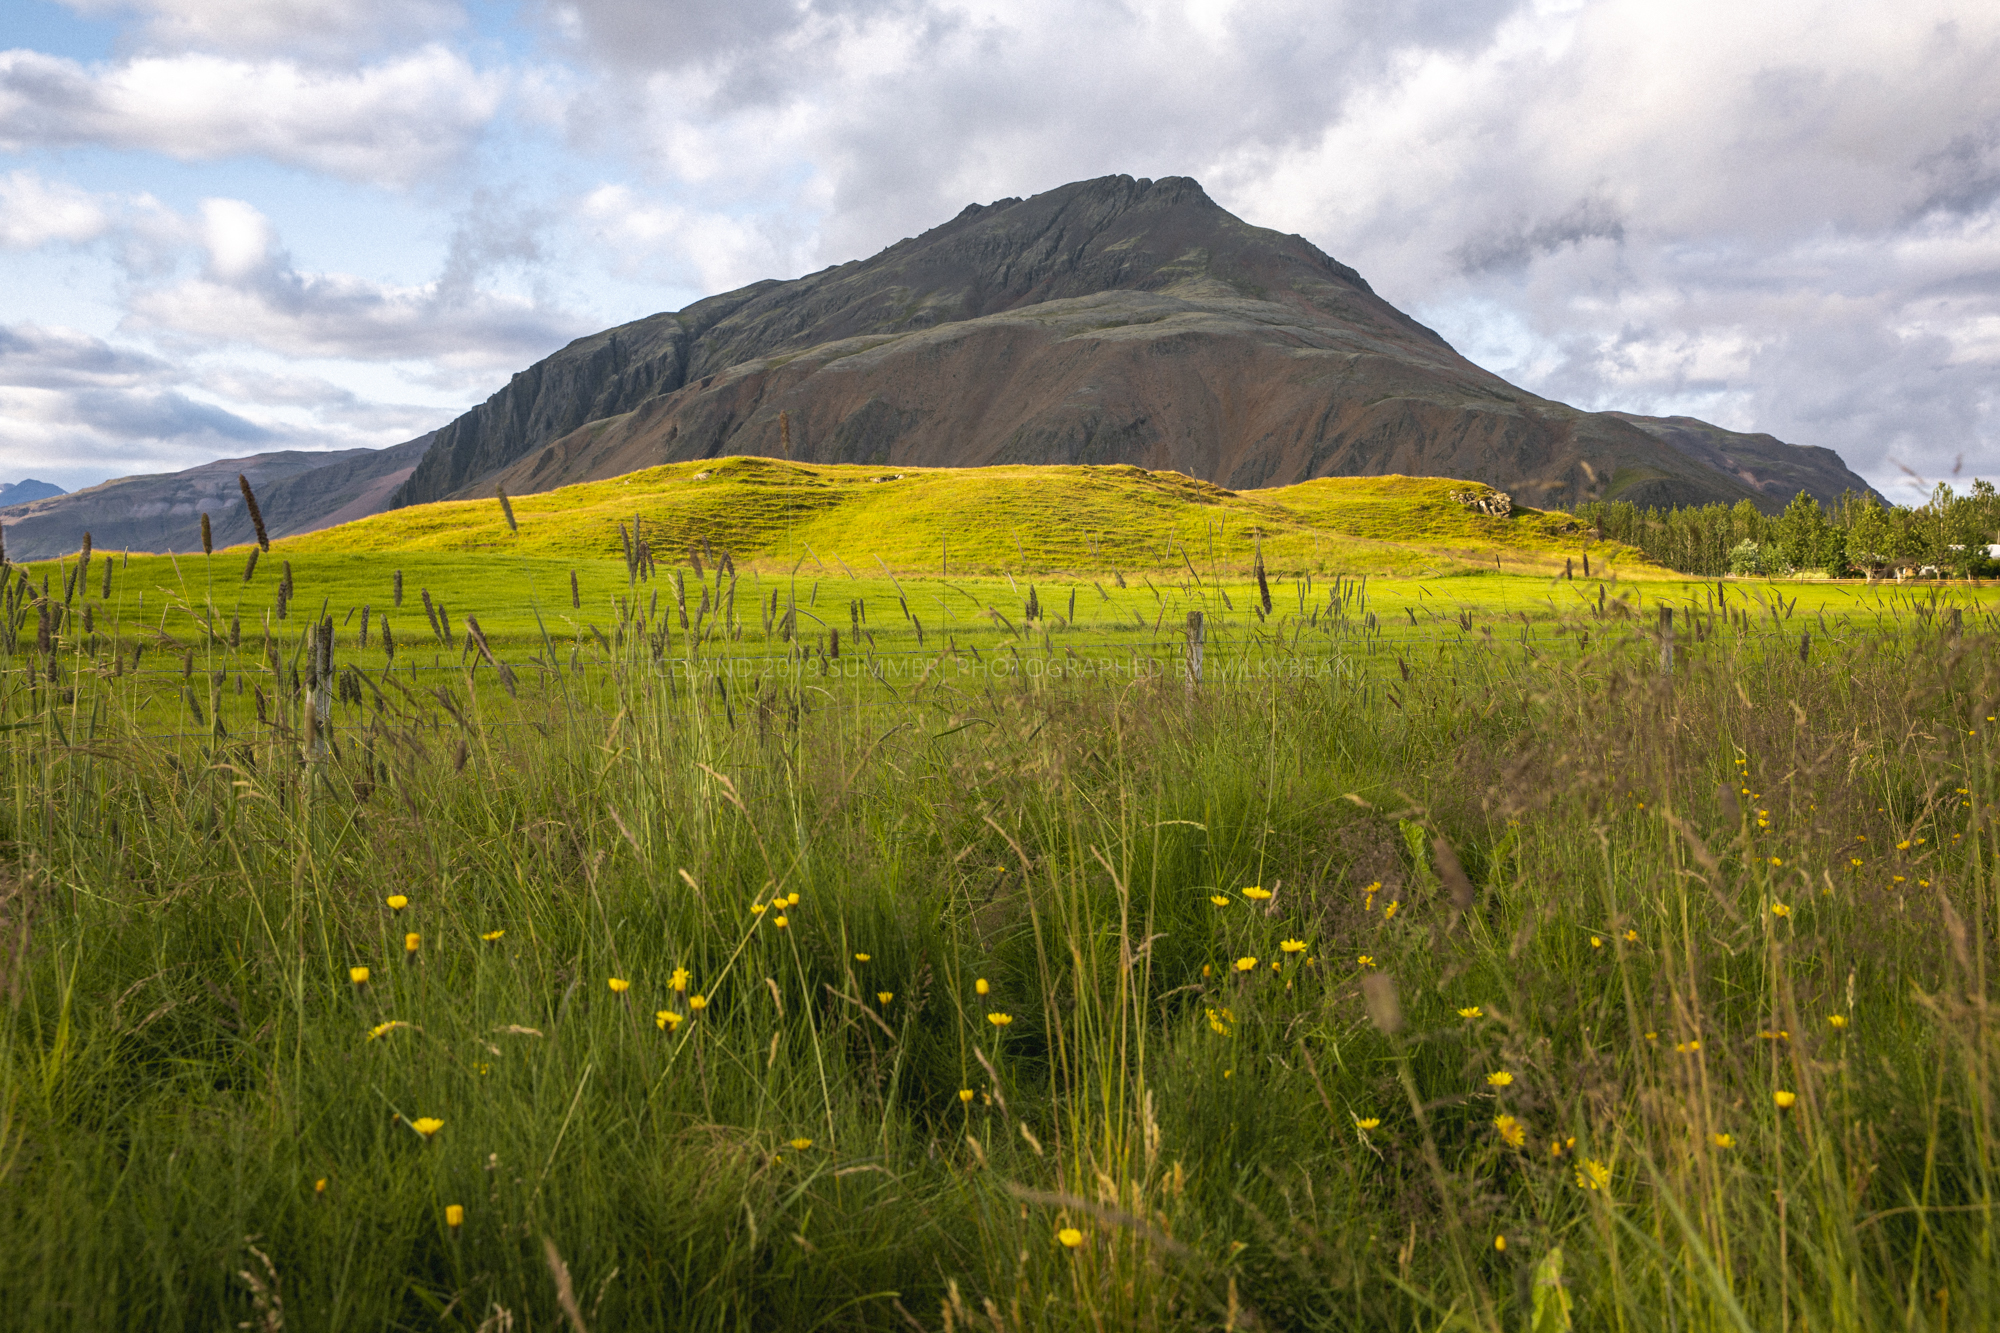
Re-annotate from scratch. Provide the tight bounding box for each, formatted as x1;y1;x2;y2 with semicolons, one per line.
283;458;1651;577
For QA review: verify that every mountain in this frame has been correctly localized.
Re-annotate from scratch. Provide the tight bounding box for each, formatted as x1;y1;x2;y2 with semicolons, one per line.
394;174;1877;514
0;434;433;561
0;479;63;506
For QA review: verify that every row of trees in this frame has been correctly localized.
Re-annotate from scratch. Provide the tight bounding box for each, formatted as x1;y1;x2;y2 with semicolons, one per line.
1572;481;2000;578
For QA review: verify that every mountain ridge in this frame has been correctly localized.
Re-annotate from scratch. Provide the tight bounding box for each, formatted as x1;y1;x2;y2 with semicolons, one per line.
391;174;1878;515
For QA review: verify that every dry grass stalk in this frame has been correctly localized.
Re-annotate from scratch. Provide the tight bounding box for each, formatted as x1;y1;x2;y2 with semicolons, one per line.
238;473;270;551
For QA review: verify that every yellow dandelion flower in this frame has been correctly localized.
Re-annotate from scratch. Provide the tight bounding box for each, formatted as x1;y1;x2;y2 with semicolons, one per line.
789;1138;813;1152
688;995;707;1011
1281;939;1306;953
1590;936;1603;949
480;930;504;942
1242;887;1272;900
1210;895;1231;907
959;1088;975;1103
608;977;630;993
1624;929;1639;943
1828;1014;1848;1029
1773;1090;1797;1108
1493;1114;1526;1147
986;1012;1013;1026
1383;900;1399;920
1356;1117;1381;1131
1644;1031;1657;1042
655;1010;683;1031
773;915;788;928
367;1021;410;1041
877;991;893;1005
314;1178;327;1194
410;1117;443;1138
1495;1235;1507;1252
1577;1159;1611;1191
1202;964;1212;977
1549;1136;1575;1158
1486;1070;1514;1087
670;967;690;991
852;954;870;963
404;932;421;955
1712;1133;1735;1148
751;902;768;915
1234;956;1258;972
1849;858;1863;868
1357;954;1376;968
446;1204;464;1227
1459;1006;1484;1019
1057;1227;1084;1248
1896;840;1911;850
786;892;801;906
975;977;990;995
386;895;408;912
349;966;370;985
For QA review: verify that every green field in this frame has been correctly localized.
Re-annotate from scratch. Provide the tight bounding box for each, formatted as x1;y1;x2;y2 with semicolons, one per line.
5;465;2000;1330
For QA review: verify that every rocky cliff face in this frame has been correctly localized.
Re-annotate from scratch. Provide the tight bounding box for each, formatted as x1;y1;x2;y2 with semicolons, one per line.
0;434;432;560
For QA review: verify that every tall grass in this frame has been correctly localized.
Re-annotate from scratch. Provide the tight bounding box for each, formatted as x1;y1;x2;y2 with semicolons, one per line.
1;565;1996;1330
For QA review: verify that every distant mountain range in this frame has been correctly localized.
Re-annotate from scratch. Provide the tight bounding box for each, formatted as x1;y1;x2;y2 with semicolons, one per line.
2;174;1880;562
0;435;430;561
0;479;63;506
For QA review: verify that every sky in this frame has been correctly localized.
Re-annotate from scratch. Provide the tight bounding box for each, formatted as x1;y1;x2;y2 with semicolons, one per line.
1;0;1995;501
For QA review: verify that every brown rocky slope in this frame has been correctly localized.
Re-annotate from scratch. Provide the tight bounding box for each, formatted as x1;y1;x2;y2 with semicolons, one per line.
397;174;1875;514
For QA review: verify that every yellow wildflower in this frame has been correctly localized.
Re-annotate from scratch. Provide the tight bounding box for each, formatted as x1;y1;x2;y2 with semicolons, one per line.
1493;1114;1526;1147
1590;936;1603;949
480;930;504;942
349;966;370;986
367;1021;410;1041
773;915;788;928
1242;886;1272;900
852;953;871;963
446;1204;464;1227
386;895;408;912
877;991;893;1005
1356;1117;1381;1130
410;1117;443;1138
1357;954;1375;968
656;1010;682;1031
1624;929;1639;943
1280;939;1307;954
789;1138;813;1151
1773;1090;1797;1108
1549;1136;1575;1158
688;994;707;1011
751;902;768;915
1769;857;1783;867
786;892;801;906
670;967;690;991
1712;1133;1735;1149
959;1088;975;1103
1057;1227;1084;1248
1234;956;1258;972
1383;900;1399;920
986;1012;1013;1026
975;978;990;995
1828;1014;1848;1029
1577;1159;1611;1191
1495;1235;1507;1252
608;977;630;993
314;1178;327;1194
1459;1006;1484;1019
404;932;421;955
1486;1071;1514;1088
1210;895;1231;907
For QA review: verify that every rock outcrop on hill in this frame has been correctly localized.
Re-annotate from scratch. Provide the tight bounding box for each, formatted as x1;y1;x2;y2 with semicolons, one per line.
0;434;433;560
395;174;1877;514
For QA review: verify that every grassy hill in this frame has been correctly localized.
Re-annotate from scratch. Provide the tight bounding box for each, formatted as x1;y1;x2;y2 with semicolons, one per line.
282;458;1648;578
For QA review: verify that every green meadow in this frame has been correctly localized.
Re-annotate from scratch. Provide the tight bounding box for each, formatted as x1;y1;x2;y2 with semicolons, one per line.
4;462;2000;1330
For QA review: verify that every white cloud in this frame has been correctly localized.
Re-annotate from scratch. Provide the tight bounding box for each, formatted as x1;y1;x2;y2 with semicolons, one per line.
61;0;465;58
0;45;505;187
0;169;111;248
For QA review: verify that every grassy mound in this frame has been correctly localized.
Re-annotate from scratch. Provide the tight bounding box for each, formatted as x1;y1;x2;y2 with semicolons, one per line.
284;458;1646;577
